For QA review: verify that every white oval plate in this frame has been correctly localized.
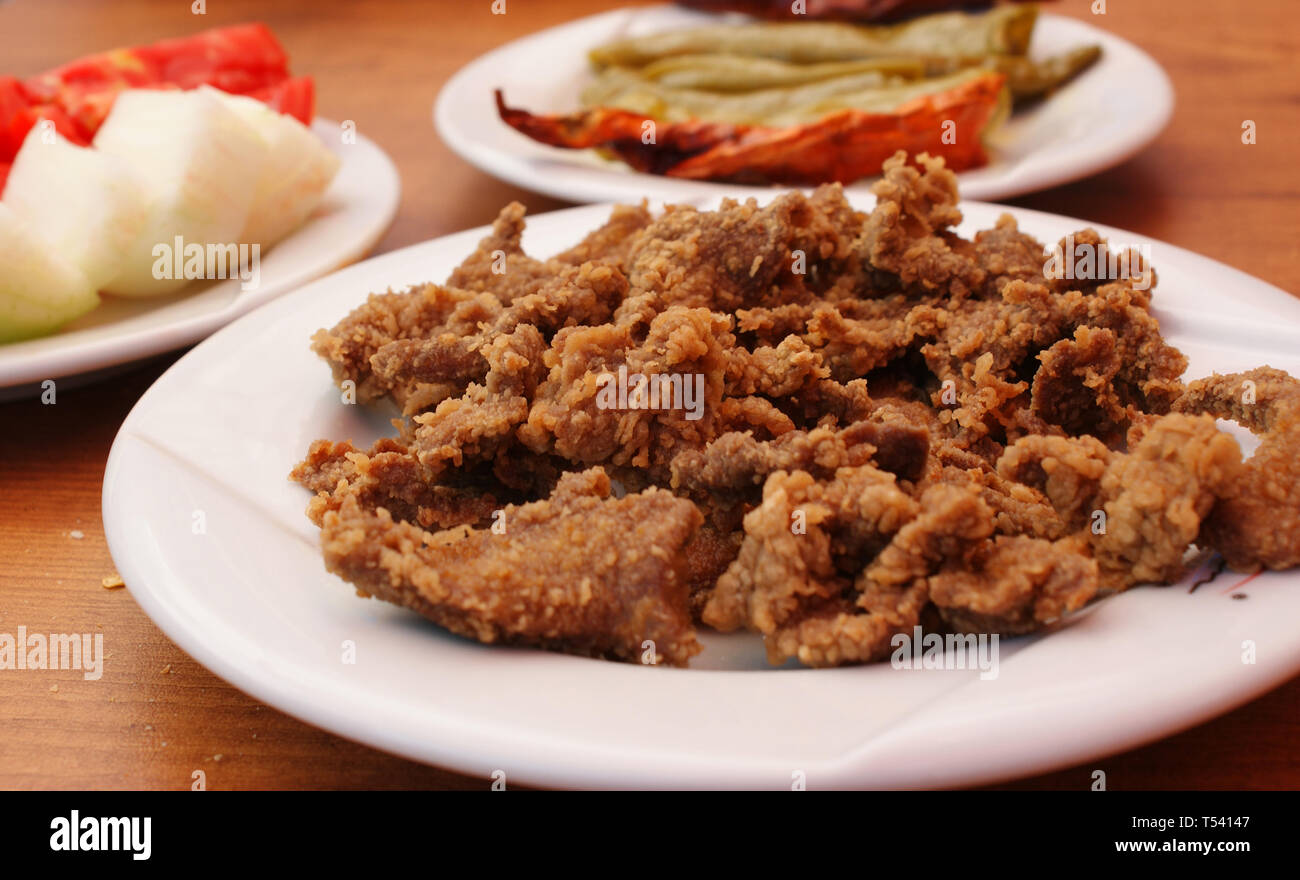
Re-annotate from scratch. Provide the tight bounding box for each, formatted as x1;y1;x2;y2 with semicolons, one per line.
0;119;400;398
435;6;1173;206
103;193;1300;790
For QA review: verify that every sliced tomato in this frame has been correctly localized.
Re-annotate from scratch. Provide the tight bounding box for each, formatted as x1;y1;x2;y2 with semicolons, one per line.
0;82;83;196
129;22;290;93
0;76;32;159
0;74;86;185
246;76;315;126
0;76;29;119
7;103;86;148
19;24;295;144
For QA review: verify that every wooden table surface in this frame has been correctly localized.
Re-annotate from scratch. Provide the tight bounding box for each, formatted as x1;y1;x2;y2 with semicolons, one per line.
1;0;1297;790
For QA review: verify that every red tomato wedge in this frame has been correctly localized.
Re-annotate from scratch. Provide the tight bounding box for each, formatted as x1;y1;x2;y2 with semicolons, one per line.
1;23;316;192
247;76;316;127
0;77;33;159
128;22;290;92
0;75;87;174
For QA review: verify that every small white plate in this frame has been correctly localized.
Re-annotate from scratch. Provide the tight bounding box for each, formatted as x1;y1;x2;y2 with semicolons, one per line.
0;119;400;398
435;7;1173;205
104;194;1300;790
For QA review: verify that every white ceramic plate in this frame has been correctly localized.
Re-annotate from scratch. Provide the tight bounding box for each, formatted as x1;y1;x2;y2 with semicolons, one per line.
103;194;1300;790
435;6;1173;205
0;119;400;398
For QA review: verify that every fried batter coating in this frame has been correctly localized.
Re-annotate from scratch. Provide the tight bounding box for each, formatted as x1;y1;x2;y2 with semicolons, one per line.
805;303;943;379
291;438;502;531
553;202;654;267
719;395;796;438
725;335;827;397
925;459;1066;540
519;306;731;476
369;335;487;402
703;466;922;638
930;535;1099;635
1174;367;1300;570
762;483;994;667
736;301;820;343
1095;414;1240;587
1000;413;1242;588
310;284;495;407
297;149;1300;668
1058;282;1186;416
1031;326;1128;445
911;274;1186;451
973;214;1049;296
781;377;875;428
997;433;1111;532
410;385;529;478
918;279;1066;445
667;413;930;545
447;201;648;304
621;185;863;316
320;468;702;665
671;423;879;493
368;263;626;412
856;151;984;299
682;524;744;617
446;201;549;304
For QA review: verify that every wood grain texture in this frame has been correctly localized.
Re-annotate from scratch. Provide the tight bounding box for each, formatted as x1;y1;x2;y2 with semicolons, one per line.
0;0;1296;791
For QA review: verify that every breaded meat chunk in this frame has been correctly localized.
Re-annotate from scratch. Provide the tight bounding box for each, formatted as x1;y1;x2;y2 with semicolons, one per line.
292;438;502;531
930;535;1099;636
1175;367;1300;570
762;483;994;667
320;468;702;665
1000;413;1242;588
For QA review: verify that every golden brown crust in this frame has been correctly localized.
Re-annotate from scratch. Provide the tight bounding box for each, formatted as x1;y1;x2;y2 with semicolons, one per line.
1174;367;1300;570
320;469;702;666
999;413;1244;589
931;535;1099;635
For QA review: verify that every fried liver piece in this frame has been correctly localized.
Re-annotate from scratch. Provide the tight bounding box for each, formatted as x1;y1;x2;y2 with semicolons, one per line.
1174;367;1300;570
319;468;703;665
761;483;994;667
930;535;1099;636
1000;413;1242;589
309;283;494;409
701;468;1004;667
292;438;502;531
704;466;921;635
